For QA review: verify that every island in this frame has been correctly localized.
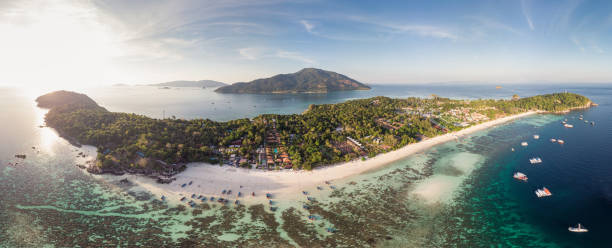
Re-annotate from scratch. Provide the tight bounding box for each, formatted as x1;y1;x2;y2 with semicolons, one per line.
36;91;592;179
214;68;370;94
148;80;226;88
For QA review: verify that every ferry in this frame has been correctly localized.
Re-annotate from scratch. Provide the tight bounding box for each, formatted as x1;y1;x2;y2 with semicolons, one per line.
521;142;528;147
550;138;557;143
529;157;542;164
568;223;588;233
557;139;565;144
533;134;540;139
535;187;552;198
513;172;528;181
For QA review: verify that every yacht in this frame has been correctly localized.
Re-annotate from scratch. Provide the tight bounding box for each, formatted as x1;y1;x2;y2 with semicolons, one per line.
529;157;542;164
521;142;528;147
535;187;552;198
568;223;588;233
533;134;540;139
557;139;565;144
513;172;528;181
564;124;574;128
550;138;557;143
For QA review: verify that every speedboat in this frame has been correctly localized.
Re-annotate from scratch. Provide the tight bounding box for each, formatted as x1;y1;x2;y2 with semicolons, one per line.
568;223;588;233
535;187;552;198
533;134;540;139
529;157;542;164
513;172;528;182
521;142;528;147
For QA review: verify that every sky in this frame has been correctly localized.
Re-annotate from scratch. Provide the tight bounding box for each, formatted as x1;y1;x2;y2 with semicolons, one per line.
1;0;611;89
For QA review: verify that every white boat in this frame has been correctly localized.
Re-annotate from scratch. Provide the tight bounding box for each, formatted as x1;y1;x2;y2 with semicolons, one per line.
513;172;528;181
550;138;557;143
511;148;515;152
579;117;583;120
521;142;528;147
568;223;588;233
535;187;552;198
529;157;542;164
557;139;565;144
564;124;574;128
533;134;540;139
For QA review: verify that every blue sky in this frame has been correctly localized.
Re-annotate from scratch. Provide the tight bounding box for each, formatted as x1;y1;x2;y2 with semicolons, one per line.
1;0;612;88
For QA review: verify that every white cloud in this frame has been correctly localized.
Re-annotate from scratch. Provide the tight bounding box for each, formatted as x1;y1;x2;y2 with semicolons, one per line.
238;47;315;64
275;50;315;64
521;0;535;30
300;20;315;33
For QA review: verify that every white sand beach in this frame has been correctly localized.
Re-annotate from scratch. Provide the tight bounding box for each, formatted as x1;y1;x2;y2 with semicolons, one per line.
108;111;539;205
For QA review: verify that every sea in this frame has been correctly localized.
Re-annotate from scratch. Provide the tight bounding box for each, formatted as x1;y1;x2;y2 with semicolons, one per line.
1;84;611;247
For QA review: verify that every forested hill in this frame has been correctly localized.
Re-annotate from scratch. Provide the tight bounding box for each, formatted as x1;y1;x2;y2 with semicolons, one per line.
215;68;371;93
36;91;591;175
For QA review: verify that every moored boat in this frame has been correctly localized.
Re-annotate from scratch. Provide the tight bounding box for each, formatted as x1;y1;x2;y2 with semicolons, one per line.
533;134;539;139
568;223;588;233
557;139;565;144
535;187;552;198
521;142;528;147
550;138;557;143
529;157;542;164
564;123;574;128
513;172;528;181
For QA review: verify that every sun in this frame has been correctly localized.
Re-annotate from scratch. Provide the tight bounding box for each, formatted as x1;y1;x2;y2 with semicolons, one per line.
0;0;123;90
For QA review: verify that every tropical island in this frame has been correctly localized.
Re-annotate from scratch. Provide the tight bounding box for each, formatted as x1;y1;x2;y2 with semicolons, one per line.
214;68;370;94
35;91;592;179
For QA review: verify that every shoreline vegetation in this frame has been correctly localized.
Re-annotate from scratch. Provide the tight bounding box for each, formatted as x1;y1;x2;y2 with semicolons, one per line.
35;91;592;185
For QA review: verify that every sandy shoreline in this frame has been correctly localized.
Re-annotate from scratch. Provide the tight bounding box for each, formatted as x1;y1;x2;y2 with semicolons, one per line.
107;111;538;205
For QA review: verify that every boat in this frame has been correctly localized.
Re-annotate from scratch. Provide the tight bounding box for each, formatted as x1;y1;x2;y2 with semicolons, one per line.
238;192;242;197
227;190;232;195
307;196;315;201
201;197;207;202
317;186;323;190
181;184;187;188
330;185;337;189
511;148;515;152
535;187;552;198
579;117;583;120
513;172;528;181
222;189;226;194
210;197;215;201
235;200;240;205
191;194;196;198
325;181;331;184
188;181;193;185
568;223;588;233
529;157;542;164
180;197;186;201
197;195;202;199
533;134;540;139
269;200;274;205
521;142;528;147
252;192;255;197
564;124;574;128
557;139;565;144
303;205;310;210
302;191;308;195
270;207;278;212
217;197;224;203
266;193;271;199
550;138;557;143
161;195;166;201
591;121;595;126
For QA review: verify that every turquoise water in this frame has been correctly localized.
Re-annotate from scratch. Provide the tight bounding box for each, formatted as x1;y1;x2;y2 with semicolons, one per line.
1;84;611;246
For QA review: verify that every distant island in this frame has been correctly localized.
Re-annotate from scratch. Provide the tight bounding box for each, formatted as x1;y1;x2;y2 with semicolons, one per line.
148;80;227;88
215;68;370;94
36;90;592;179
